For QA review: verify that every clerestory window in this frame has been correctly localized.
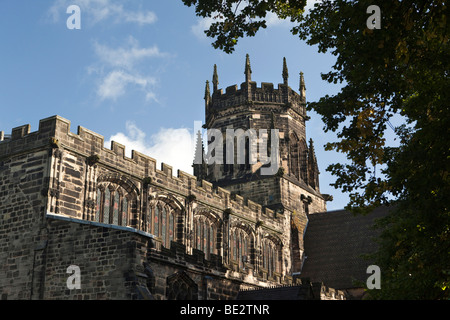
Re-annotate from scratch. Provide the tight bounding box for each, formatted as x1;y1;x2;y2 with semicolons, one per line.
193;215;216;259
95;185;129;227
147;203;176;248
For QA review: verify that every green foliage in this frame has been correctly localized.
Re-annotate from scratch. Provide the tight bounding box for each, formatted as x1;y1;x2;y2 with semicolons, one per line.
181;0;450;299
293;1;450;299
182;0;306;53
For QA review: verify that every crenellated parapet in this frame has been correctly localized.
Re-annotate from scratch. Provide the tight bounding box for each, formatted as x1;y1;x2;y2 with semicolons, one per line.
210;82;305;111
1;115;282;220
204;55;307;125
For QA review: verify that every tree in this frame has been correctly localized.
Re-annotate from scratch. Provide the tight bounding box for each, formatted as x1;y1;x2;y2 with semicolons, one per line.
182;0;306;53
182;0;450;299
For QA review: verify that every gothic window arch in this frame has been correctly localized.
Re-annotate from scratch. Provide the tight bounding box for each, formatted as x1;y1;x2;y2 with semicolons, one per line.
193;212;218;259
231;227;253;269
289;133;308;183
147;200;177;249
166;272;198;300
299;139;308;182
261;237;281;277
95;183;129;227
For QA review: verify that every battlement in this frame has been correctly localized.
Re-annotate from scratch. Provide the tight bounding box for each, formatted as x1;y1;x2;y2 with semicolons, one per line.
212;81;302;107
205;55;307;118
0;115;281;225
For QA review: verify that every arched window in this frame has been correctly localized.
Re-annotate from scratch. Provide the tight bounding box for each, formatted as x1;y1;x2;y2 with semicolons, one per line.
122;197;128;226
103;188;110;224
231;228;250;268
197;220;201;250
299;140;308;182
169;211;174;244
95;183;130;226
289;133;300;180
261;239;280;277
232;231;237;261
193;214;216;259
263;241;268;270
154;206;160;236
161;207;167;247
112;191;120;225
238;231;244;267
147;202;177;249
147;206;152;232
203;222;208;253
209;225;214;255
95;189;102;222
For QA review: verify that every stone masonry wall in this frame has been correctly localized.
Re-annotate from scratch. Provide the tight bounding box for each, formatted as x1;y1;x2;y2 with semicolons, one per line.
0;117;56;300
0;116;295;299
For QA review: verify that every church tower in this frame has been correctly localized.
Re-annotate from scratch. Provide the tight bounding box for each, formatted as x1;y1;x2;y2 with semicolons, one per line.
194;55;329;273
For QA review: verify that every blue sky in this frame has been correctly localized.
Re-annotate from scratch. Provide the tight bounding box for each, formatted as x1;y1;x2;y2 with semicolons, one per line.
0;0;355;211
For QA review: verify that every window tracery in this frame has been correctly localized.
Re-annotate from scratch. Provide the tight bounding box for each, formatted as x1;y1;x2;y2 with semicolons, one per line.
147;201;177;248
231;227;252;268
193;213;216;259
95;183;129;227
261;238;280;277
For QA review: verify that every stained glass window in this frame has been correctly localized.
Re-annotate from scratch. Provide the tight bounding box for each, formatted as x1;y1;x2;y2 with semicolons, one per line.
268;245;273;275
263;242;268;269
112;191;119;225
147;206;152;232
203;222;208;253
243;236;247;264
95;189;101;222
169;211;174;244
95;183;133;227
122;197;128;226
238;232;243;267
210;225;214;254
233;232;237;260
274;249;278;273
103;188;110;224
161;207;167;247
154;206;159;236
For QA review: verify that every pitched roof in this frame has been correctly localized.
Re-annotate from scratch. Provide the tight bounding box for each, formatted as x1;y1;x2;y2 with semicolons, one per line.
300;206;390;290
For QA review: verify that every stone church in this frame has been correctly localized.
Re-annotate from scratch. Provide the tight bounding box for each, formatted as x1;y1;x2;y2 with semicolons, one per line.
0;55;385;300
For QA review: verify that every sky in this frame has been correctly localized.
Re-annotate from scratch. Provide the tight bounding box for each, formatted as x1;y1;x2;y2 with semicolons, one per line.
0;0;358;211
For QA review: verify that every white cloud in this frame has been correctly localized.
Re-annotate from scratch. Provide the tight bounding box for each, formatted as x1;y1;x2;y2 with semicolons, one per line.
107;122;195;174
93;37;164;69
90;36;166;102
122;10;157;25
47;0;157;26
97;70;157;101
